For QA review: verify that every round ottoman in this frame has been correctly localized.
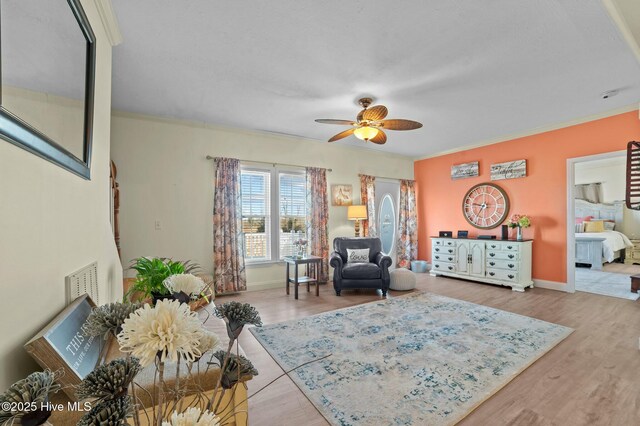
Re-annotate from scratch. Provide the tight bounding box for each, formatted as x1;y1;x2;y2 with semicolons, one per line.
389;268;417;291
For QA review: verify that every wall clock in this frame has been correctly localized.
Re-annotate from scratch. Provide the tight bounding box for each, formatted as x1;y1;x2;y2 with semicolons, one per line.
462;183;510;229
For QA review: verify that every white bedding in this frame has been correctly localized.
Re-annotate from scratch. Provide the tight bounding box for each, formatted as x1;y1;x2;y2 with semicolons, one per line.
575;231;633;263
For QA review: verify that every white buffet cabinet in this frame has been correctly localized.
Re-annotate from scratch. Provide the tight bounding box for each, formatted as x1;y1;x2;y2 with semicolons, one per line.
430;237;533;292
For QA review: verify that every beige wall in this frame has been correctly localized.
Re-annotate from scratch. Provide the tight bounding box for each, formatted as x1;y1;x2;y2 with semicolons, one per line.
0;1;121;388
110;113;414;290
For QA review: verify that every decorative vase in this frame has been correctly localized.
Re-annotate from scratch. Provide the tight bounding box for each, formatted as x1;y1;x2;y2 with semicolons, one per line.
516;226;523;241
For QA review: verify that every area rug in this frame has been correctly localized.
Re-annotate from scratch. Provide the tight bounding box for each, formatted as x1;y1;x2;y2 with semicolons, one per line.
250;292;573;426
575;268;639;301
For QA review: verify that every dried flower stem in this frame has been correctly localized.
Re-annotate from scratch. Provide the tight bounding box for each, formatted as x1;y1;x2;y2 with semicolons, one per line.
130;380;141;426
206;339;234;412
156;361;165;426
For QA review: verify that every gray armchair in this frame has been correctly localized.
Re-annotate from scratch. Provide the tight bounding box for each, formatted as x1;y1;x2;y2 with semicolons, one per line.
330;237;392;296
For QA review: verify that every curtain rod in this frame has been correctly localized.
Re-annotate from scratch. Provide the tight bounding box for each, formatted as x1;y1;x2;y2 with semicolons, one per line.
359;173;413;182
206;155;332;172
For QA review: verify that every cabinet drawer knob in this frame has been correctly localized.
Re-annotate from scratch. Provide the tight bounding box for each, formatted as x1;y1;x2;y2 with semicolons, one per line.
507;245;513;249
508;274;515;279
491;244;496;248
489;253;495;257
489;272;495;276
508;264;514;268
489;261;495;266
448;266;453;270
448;249;454;253
435;248;440;252
435;255;440;260
508;254;514;259
448;257;453;261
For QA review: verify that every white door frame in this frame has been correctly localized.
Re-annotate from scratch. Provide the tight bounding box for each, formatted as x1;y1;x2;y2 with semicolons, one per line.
565;149;626;293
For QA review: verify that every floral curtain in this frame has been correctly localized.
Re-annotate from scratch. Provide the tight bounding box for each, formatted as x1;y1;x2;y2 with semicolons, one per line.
359;174;377;237
397;179;418;269
213;157;247;294
306;167;329;282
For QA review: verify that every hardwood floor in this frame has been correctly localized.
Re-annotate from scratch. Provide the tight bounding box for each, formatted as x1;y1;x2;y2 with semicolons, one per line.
602;262;640;275
219;274;640;425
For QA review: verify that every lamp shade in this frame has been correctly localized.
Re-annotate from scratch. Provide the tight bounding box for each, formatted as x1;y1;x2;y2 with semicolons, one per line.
353;126;379;141
347;205;367;220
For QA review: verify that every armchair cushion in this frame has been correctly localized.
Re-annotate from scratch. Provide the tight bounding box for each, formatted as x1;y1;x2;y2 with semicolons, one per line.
342;262;381;279
347;248;370;263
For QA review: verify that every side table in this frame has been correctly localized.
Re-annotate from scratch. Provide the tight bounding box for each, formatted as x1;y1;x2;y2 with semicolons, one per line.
284;255;323;299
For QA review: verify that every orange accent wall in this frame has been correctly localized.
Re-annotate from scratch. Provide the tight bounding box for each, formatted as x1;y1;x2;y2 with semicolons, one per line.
414;110;640;284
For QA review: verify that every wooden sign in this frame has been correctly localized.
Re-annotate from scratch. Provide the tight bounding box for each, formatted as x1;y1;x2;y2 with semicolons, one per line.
24;294;108;399
451;162;479;180
491;159;527;180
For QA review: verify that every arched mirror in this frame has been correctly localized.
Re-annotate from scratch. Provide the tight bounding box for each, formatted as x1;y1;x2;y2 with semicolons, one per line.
379;194;396;254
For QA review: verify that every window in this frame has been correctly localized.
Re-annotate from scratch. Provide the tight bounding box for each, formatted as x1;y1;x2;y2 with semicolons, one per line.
279;173;307;257
241;169;271;262
240;166;306;263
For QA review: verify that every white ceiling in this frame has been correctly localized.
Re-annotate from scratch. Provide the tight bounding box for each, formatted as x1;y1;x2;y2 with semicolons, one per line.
106;1;638;157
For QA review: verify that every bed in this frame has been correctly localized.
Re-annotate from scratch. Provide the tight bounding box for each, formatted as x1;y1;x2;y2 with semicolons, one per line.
574;199;633;270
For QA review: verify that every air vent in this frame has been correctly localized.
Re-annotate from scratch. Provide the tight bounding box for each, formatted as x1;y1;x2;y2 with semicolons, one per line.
65;262;99;305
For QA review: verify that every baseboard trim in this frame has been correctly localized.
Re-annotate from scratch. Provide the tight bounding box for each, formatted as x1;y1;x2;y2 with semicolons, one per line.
533;279;572;293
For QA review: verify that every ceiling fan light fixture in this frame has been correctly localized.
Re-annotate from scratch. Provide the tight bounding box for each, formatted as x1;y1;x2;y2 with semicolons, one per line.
354;126;379;141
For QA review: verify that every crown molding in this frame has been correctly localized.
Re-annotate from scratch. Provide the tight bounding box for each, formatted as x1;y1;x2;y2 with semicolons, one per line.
94;0;122;46
602;0;640;64
413;104;639;161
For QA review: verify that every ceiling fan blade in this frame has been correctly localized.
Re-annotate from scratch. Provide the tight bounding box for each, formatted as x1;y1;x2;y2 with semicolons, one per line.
315;119;356;125
379;119;423;131
369;130;387;144
328;128;355;142
363;105;388;121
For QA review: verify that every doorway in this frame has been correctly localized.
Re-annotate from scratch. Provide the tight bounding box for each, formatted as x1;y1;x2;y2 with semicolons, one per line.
566;150;640;300
375;180;400;269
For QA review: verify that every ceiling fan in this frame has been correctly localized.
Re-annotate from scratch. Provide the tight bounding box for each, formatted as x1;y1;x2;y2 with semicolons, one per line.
315;97;423;145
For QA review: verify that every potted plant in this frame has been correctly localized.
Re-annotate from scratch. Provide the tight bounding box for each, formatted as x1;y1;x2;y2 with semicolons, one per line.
126;257;200;304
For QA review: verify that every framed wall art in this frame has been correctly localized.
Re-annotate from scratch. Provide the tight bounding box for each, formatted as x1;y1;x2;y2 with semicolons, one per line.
490;159;527;180
451;161;479;180
331;184;353;206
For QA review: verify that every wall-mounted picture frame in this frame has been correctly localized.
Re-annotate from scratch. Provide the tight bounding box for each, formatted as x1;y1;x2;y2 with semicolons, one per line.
451;161;479;180
331;184;353;206
491;159;527;180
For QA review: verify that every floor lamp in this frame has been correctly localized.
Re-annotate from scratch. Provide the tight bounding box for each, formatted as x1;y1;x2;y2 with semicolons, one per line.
347;205;367;237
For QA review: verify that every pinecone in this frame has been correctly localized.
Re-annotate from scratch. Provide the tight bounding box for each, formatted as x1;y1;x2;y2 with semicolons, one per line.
82;302;142;340
77;395;131;426
76;358;141;402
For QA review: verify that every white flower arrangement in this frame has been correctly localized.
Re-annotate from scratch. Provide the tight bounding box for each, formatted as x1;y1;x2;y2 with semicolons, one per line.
117;299;206;367
164;273;206;298
162;407;220;426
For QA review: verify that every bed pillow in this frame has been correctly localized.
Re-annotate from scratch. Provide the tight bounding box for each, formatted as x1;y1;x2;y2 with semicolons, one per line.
575;223;585;233
584;220;605;233
575;215;594;224
347;248;370;263
603;221;616;231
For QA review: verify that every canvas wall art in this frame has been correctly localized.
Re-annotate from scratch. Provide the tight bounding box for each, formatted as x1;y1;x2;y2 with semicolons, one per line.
331;184;353;206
